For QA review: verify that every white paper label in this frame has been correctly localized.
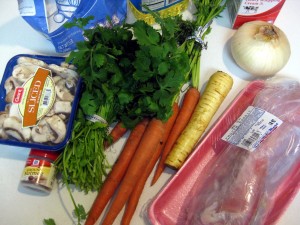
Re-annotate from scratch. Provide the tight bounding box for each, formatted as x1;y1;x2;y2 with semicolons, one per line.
86;114;108;124
222;106;282;152
238;0;281;16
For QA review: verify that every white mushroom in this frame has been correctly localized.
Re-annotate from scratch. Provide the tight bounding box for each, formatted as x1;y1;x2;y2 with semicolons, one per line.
4;76;21;103
53;101;72;119
5;104;11;113
55;78;75;102
17;56;49;68
5;90;14;103
9;103;22;121
45;115;67;144
45;101;72;121
12;64;38;83
4;76;20;93
48;64;79;80
60;62;77;70
31;119;55;143
0;112;9;139
3;117;31;142
46;108;55;117
52;75;63;84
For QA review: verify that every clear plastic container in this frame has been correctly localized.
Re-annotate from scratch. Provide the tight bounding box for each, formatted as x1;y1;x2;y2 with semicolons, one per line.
0;54;82;151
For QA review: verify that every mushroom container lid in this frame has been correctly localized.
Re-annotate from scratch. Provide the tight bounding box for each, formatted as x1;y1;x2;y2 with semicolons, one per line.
0;54;82;151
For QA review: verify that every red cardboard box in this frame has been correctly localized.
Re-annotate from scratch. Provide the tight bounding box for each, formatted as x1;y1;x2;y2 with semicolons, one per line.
228;0;286;29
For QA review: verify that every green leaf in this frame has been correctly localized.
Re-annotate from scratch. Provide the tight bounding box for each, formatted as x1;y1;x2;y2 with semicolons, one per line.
79;92;98;116
149;45;164;58
158;61;170;75
93;53;106;68
133;70;153;82
43;218;56;225
139;83;155;93
64;16;94;29
133;20;160;46
119;57;131;68
118;91;134;105
111;46;123;56
110;70;123;85
74;204;87;220
142;96;159;112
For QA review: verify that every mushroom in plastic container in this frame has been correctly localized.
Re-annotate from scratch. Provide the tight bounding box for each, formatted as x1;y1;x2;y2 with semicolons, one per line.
0;54;82;151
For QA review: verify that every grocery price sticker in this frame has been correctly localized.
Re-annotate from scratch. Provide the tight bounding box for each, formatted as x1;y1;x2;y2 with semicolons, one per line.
221;106;282;152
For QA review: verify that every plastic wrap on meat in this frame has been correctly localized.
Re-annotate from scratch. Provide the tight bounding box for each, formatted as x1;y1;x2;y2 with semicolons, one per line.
184;78;300;225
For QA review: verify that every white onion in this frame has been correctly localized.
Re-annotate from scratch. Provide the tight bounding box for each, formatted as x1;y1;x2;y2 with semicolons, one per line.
231;21;291;77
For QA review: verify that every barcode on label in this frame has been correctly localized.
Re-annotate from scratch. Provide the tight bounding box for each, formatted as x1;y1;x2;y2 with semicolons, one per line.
42;89;52;106
241;132;260;148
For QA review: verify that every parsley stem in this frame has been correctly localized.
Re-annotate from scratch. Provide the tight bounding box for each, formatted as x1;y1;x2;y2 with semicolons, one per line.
182;0;228;89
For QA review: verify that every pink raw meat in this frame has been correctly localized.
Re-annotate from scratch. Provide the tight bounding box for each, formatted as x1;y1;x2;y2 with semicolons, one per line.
184;79;300;225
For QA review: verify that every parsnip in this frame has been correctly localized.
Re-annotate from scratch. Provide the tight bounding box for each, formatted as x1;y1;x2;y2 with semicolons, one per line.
165;71;233;169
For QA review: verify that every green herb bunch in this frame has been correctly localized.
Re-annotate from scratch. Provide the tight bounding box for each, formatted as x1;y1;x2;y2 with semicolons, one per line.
55;14;190;196
177;0;228;88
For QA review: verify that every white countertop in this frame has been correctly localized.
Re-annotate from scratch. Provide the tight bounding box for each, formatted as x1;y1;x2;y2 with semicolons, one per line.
0;1;299;225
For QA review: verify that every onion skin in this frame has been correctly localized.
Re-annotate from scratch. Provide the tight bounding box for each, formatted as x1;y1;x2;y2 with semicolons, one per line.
231;21;291;77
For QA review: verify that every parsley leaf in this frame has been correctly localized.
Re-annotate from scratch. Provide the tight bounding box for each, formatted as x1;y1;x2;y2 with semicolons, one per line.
43;218;56;225
133;20;160;46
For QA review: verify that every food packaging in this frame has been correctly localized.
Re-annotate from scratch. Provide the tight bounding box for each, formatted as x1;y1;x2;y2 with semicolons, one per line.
148;79;300;225
20;149;61;193
227;0;286;29
128;0;188;24
18;0;127;53
0;54;82;151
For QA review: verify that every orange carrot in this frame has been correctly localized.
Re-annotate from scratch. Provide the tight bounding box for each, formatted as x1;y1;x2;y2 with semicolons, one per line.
84;118;149;225
104;121;127;148
101;118;165;225
151;87;200;185
121;103;179;225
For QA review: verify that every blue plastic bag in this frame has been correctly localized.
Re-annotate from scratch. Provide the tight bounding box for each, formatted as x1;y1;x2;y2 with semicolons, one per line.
18;0;127;53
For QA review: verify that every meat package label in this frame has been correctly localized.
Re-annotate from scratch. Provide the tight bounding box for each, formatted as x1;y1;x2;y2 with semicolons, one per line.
221;106;282;152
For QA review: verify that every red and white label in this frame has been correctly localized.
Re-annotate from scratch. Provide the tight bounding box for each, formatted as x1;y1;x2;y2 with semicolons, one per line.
13;87;24;104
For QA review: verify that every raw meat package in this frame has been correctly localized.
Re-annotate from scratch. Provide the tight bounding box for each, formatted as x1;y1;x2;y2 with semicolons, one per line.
148;78;300;225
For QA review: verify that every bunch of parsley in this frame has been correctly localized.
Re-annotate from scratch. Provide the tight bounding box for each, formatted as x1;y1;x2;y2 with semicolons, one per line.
55;15;190;196
177;0;228;88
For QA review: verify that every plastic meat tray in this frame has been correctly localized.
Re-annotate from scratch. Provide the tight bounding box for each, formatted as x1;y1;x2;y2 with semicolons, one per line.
148;80;300;225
